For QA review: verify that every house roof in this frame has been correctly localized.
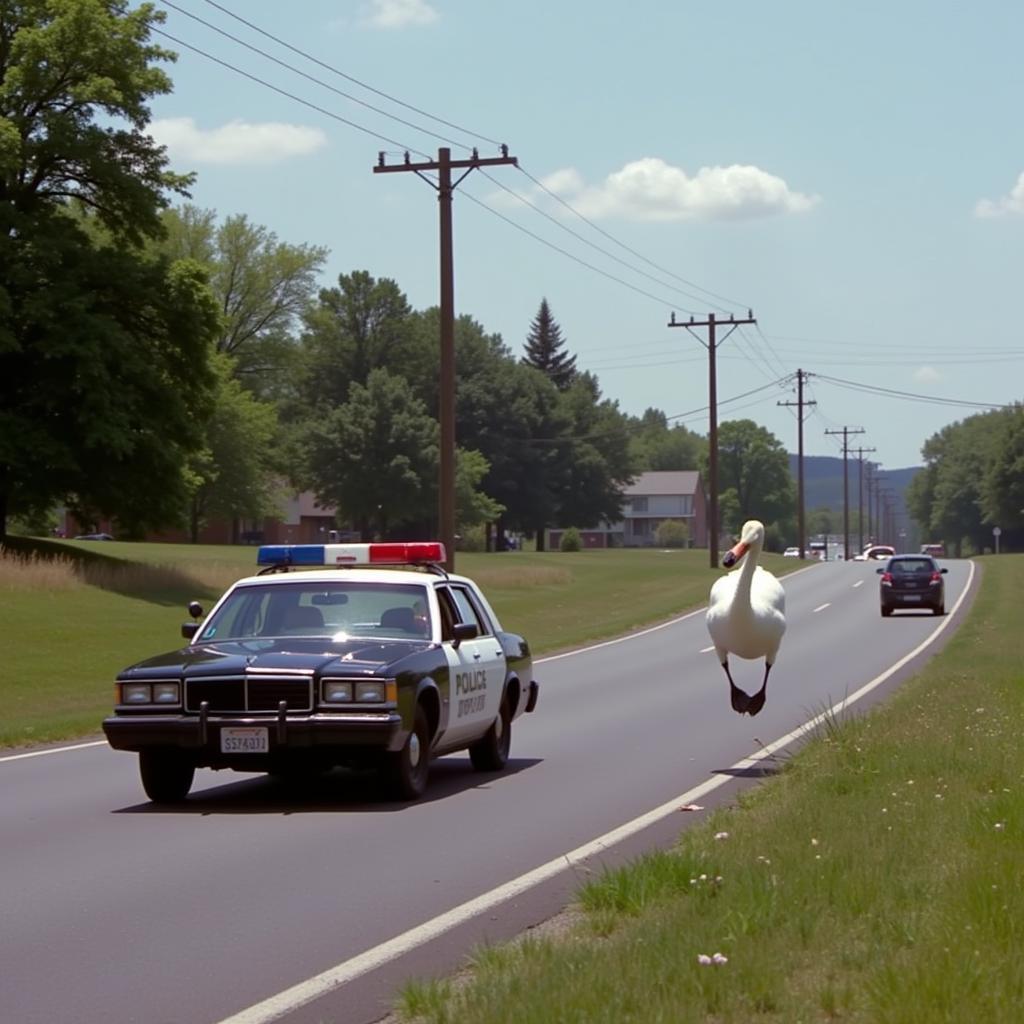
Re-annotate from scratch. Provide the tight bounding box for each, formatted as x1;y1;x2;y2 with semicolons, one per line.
625;471;702;497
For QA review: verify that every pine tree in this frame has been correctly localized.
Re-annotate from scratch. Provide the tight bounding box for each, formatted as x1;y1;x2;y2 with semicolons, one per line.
522;298;578;390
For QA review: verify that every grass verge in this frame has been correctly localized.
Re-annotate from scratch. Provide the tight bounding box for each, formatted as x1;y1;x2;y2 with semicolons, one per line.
0;539;789;748
394;554;1023;1024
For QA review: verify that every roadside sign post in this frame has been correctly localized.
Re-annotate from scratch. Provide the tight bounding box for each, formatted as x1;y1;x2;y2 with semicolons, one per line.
993;525;1002;554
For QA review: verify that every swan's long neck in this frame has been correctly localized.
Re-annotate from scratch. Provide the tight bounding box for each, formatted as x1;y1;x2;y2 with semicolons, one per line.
734;540;762;602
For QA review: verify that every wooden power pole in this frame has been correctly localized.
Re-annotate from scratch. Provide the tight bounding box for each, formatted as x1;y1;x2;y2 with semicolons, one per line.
825;425;865;560
374;146;518;569
668;310;756;569
851;445;876;556
778;369;816;559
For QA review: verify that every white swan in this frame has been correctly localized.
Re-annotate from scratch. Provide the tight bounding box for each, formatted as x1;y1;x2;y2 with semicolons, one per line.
705;519;786;717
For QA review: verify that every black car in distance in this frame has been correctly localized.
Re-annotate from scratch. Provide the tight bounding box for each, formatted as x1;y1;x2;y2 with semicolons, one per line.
877;554;948;616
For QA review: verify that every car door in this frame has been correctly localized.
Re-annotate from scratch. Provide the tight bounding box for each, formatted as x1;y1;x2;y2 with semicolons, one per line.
437;583;506;746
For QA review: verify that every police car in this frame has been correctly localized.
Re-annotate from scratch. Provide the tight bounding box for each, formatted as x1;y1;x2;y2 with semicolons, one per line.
102;542;539;803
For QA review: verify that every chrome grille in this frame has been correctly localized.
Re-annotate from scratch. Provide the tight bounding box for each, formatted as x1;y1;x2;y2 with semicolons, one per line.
185;675;313;713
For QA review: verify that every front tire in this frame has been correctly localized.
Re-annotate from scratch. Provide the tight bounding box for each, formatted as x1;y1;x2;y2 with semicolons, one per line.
383;705;430;801
933;603;945;616
139;750;195;803
469;695;512;772
881;606;893;617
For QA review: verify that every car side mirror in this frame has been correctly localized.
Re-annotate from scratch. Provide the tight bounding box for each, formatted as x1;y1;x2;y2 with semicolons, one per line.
876;567;884;574
940;567;948;574
451;622;478;649
181;621;200;640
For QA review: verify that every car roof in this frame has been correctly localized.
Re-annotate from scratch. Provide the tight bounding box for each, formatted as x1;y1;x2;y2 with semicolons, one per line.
227;568;476;588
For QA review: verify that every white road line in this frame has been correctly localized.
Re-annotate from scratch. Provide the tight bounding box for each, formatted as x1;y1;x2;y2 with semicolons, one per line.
813;602;831;613
213;560;977;1024
700;645;715;653
853;580;864;589
0;740;106;764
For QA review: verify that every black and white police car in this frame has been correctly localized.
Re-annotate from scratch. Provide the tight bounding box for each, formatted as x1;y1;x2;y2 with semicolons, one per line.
103;542;539;803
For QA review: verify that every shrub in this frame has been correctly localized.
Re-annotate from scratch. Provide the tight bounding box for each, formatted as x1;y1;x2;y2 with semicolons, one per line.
654;519;689;548
457;526;486;552
560;527;582;552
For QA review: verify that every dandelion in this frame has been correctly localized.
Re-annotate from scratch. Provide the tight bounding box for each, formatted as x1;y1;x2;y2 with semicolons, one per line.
714;831;730;840
712;953;729;965
697;954;713;965
995;821;1006;831
811;838;819;846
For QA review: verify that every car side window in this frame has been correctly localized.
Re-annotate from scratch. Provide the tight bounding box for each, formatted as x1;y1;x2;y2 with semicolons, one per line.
445;585;493;636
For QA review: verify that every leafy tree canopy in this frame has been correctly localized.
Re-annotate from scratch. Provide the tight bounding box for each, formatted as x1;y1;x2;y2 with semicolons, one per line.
711;419;795;533
0;1;219;539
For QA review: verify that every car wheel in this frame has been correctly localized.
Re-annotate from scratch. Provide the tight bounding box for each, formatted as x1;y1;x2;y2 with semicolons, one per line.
881;606;892;617
933;603;945;616
469;693;512;772
139;750;195;803
383;704;430;801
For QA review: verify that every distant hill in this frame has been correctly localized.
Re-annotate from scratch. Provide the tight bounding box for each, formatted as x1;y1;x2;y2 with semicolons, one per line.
788;454;920;520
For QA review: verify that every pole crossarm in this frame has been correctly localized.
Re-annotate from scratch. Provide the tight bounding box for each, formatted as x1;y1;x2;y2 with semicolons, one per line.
668;309;756;569
373;146;518;570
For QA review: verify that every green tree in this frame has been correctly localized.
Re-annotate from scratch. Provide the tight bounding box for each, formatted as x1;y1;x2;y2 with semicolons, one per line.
184;354;281;543
301;368;438;539
630;408;706;471
161;206;328;392
522;298;577;390
980;405;1024;532
0;1;218;539
551;373;636;530
711;420;795;534
296;271;419;411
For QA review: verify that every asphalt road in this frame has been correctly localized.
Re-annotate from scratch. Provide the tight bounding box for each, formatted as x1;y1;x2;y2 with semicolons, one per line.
1;557;977;1024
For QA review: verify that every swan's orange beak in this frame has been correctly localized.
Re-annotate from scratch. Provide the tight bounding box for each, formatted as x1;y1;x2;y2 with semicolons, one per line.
722;539;748;568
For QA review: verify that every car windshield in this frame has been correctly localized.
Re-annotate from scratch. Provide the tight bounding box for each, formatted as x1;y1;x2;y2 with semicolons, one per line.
197;580;433;642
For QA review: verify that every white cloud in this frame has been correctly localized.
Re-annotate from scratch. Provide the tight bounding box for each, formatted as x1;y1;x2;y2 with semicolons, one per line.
360;0;439;29
975;172;1024;218
150;118;327;165
530;158;820;222
914;366;941;383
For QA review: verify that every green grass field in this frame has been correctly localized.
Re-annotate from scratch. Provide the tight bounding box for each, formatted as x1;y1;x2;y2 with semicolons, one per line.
0;537;788;748
395;554;1024;1024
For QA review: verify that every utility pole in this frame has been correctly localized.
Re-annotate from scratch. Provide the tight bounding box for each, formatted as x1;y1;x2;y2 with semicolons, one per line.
375;145;518;569
824;426;865;560
778;369;816;559
668;310;757;568
851;446;876;556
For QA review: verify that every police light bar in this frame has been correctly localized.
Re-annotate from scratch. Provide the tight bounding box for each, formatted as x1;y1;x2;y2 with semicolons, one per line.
256;542;447;567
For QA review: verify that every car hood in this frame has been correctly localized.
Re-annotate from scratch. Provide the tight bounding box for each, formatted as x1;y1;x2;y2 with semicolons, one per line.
117;637;434;680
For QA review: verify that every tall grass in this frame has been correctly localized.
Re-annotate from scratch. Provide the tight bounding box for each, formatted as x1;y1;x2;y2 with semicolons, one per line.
395;555;1024;1024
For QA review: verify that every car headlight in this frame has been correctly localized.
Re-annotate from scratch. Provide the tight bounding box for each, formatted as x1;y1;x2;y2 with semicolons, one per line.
121;683;152;704
152;682;180;704
323;680;354;703
355;681;387;703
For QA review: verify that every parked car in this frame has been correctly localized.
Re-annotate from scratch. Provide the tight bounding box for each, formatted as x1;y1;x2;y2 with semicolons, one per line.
877;554;947;616
783;546;800;557
103;541;539;803
920;543;946;557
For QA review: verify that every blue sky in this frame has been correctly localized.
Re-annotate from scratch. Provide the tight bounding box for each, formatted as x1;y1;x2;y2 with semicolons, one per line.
146;0;1024;470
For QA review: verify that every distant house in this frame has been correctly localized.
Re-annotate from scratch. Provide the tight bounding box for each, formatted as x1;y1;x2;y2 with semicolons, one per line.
547;470;708;549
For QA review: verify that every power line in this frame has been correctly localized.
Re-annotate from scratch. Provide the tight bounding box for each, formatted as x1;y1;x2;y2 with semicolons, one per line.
162;1;475;150
813;373;1012;410
196;0;502;146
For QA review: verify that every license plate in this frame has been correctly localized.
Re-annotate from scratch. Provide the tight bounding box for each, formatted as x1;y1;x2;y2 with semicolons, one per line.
220;727;269;753
902;594;921;602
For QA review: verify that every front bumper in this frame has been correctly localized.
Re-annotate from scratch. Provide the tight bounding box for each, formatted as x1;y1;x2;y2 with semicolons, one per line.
103;707;405;754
